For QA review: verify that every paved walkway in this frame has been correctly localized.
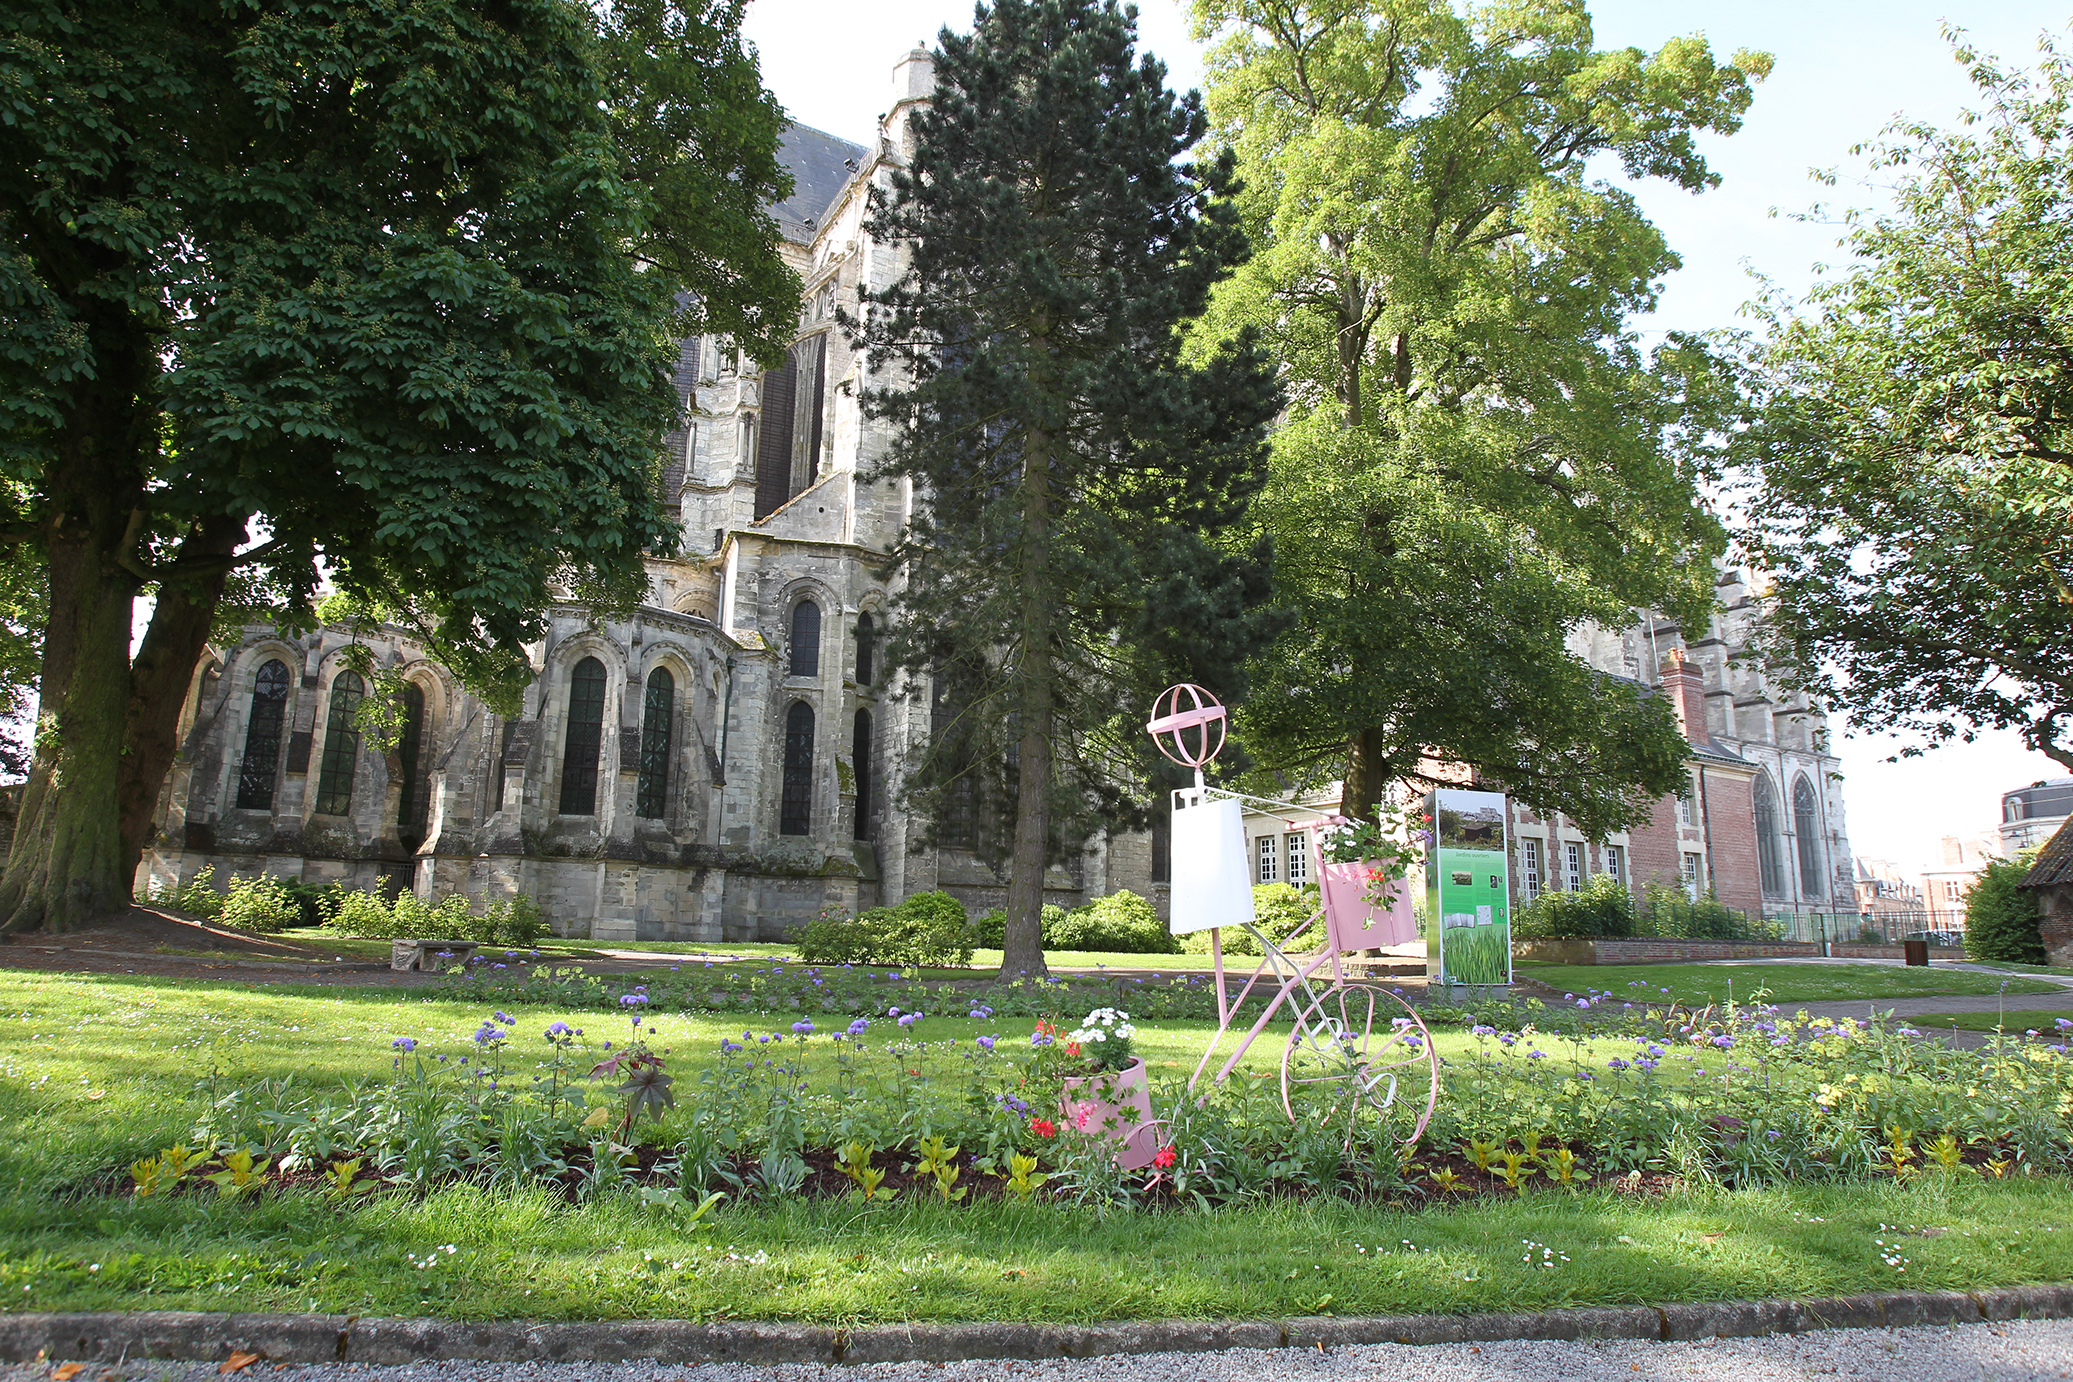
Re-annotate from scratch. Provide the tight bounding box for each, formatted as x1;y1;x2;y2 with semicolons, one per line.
12;1319;2073;1382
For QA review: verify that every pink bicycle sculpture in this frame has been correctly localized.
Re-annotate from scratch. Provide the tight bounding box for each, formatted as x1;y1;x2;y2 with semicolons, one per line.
1147;685;1440;1147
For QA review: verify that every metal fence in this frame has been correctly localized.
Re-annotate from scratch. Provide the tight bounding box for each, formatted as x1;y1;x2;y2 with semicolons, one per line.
1764;908;1967;948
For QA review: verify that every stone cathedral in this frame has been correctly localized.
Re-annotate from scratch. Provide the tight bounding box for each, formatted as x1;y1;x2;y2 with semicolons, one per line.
142;50;1851;941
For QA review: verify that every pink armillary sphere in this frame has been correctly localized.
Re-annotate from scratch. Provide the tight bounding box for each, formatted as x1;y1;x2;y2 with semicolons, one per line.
1145;683;1227;770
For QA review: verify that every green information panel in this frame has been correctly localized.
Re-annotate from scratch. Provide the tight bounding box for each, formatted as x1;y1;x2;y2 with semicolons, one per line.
1424;788;1511;988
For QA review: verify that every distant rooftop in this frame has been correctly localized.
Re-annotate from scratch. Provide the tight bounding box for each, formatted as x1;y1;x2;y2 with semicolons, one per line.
772;123;869;243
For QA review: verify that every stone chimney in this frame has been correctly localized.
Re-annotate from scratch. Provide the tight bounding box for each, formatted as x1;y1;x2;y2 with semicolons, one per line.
1660;648;1710;747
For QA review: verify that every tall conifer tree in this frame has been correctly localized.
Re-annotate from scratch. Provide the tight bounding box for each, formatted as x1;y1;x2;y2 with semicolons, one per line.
856;0;1283;978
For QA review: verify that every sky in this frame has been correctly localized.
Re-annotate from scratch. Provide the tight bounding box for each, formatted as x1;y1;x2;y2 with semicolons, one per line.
742;0;2073;874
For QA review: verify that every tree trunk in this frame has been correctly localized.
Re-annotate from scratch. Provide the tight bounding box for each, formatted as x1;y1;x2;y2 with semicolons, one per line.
1000;393;1055;982
0;447;145;933
117;515;246;877
1340;725;1392;823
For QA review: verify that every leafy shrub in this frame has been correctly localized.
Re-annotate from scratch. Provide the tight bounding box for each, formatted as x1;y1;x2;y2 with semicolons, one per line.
1180;884;1319;956
971;904;1068;950
795;891;974;968
152;864;223;919
1514;875;1635;939
1634;882;1779;941
1965;856;2045;963
1044;891;1177;954
321;888;550;946
217;875;299;934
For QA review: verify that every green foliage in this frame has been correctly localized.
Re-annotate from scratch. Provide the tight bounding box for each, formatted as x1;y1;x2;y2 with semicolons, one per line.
0;0;796;928
970;904;1071;951
1189;0;1769;831
1738;37;2073;769
216;876;299;935
1966;857;2046;965
1180;883;1318;955
1514;877;1637;940
1043;891;1178;955
0;541;43;778
794;892;975;969
855;0;1286;972
321;889;547;948
1634;883;1778;942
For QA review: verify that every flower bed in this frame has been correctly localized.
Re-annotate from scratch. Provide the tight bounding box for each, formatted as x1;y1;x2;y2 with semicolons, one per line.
117;985;2073;1214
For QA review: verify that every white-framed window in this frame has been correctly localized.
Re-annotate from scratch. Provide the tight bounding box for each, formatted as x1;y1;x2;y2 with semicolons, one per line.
1285;832;1309;885
1677;792;1694;826
1944;879;1963;903
1605;844;1627;888
1681;852;1702;900
1564;841;1583;892
1257;834;1277;884
1522;838;1542;898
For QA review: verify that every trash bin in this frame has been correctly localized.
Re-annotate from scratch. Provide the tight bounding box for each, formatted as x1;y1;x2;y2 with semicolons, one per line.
1903;938;1930;967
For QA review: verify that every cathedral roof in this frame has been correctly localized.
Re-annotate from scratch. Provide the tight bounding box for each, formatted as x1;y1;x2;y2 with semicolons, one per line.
2021;817;2073;889
773;123;869;243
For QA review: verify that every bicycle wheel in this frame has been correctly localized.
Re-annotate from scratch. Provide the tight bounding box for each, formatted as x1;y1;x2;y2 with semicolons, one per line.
1280;983;1439;1144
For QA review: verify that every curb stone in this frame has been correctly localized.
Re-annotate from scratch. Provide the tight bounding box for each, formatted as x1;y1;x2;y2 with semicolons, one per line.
1;1286;2070;1368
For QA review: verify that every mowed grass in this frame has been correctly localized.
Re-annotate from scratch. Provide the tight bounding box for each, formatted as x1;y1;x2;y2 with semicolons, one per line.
1926;1010;2073;1034
1519;962;2065;1007
1;970;2071;1323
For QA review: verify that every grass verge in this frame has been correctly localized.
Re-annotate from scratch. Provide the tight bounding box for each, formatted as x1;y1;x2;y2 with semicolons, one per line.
1518;962;2064;1006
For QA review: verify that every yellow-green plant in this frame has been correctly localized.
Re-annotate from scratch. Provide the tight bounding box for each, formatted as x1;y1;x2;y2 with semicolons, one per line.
1494;1150;1536;1196
1924;1133;1967;1174
1428;1166;1464;1194
323;1157;377;1201
836;1140;895;1203
1520;1131;1547;1162
1545;1147;1590;1189
203;1146;270;1199
1463;1138;1498;1171
1004;1152;1048;1203
913;1135;966;1203
1887;1130;1917;1178
132;1145;206;1197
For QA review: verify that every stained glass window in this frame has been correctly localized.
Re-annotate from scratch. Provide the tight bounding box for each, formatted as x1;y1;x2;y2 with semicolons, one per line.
234;659;290;810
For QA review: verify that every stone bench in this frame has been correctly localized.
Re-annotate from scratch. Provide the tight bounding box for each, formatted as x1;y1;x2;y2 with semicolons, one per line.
391;939;482;972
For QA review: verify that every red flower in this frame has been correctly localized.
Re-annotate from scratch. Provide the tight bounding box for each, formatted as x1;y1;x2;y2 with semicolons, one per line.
1152;1146;1176;1169
1029;1119;1057;1138
1066;1041;1082;1058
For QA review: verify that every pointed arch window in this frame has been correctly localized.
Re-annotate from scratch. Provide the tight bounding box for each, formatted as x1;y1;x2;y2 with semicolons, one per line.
852;708;872;839
1753;771;1785;897
235;659;291;810
789;600;821;678
855;611;875;685
559;656;607;816
396;682;427;844
314;671;365;816
780;701;815;835
1793;774;1826;900
636;667;674;819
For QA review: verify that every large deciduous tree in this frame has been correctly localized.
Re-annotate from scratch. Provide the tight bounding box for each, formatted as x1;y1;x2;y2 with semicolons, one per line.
0;0;796;932
1189;0;1768;836
1740;35;2073;771
856;0;1285;979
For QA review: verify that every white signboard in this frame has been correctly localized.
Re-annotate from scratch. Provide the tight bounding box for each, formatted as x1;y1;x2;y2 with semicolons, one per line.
1168;790;1255;936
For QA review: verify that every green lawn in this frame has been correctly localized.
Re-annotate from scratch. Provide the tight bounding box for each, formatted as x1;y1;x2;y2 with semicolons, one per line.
1518;962;2065;1007
1924;1010;2073;1035
4;969;2072;1324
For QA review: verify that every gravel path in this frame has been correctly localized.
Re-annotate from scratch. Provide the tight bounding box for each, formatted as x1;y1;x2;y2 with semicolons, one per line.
9;1321;2073;1382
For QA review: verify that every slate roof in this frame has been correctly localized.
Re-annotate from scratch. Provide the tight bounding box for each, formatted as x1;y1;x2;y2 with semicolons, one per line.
2021;817;2073;889
772;123;869;243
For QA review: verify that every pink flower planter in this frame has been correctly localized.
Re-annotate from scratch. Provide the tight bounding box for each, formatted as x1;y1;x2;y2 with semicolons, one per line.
1321;861;1418;949
1058;1056;1160;1170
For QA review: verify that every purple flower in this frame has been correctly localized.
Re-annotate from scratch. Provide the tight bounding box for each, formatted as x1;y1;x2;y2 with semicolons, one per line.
494;1012;515;1025
1607;1058;1629;1071
888;1007;902;1018
847;1018;870;1036
791;1020;815;1036
391;1037;417;1052
897;1013;918;1029
619;993;649;1006
977;1035;996;1051
1470;1024;1497;1037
